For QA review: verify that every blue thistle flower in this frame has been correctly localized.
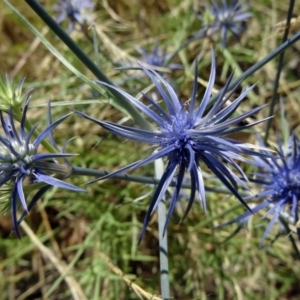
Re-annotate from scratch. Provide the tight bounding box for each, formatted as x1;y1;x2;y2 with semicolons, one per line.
76;51;266;241
54;0;94;32
0;92;85;237
198;0;252;48
135;44;182;71
218;134;300;245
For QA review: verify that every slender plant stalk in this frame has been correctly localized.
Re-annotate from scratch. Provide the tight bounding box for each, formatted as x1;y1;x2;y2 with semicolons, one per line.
155;160;170;300
209;30;300;105
22;0;150;130
264;0;295;143
158;200;170;300
71;166;248;195
77;18;116;67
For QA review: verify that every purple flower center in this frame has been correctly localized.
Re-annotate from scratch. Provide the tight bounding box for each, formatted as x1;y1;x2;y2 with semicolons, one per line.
275;170;300;202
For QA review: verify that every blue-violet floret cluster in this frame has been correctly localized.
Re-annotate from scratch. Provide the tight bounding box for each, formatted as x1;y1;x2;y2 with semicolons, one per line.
0;92;85;237
77;51;267;241
198;0;252;47
219;134;300;245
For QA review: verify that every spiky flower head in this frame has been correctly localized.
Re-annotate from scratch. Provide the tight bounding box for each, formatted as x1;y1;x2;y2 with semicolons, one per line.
218;134;300;245
0;74;29;112
0;92;85;237
198;0;252;48
54;0;94;32
135;44;182;71
76;50;266;241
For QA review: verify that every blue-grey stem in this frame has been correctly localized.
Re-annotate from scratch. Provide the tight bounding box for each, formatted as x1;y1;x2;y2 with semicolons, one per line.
158;200;170;300
71;166;246;195
155;159;170;300
264;0;295;143
22;0;150;130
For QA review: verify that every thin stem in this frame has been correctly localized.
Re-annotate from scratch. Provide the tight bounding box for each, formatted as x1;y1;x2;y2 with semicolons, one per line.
155;159;170;300
77;20;115;67
22;0;150;130
264;0;295;143
158;201;170;300
208;30;300;105
71;166;248;195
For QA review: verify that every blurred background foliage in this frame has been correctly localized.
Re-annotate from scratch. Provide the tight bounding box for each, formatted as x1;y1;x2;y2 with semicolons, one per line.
1;0;300;299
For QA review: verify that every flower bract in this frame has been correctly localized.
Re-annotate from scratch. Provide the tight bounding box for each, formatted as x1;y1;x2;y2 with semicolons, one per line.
198;0;252;48
0;74;29;112
77;51;266;241
0;92;85;237
218;134;300;245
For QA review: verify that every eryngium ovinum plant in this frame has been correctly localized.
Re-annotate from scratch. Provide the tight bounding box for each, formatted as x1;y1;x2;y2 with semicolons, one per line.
53;0;94;33
135;43;182;71
196;0;252;48
77;51;268;242
0;88;85;237
219;133;300;246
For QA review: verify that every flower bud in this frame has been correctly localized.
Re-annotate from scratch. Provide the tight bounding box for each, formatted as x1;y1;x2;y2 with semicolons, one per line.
0;74;30;112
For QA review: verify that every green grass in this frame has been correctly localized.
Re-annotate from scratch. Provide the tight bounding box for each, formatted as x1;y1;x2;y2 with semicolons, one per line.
1;0;300;299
